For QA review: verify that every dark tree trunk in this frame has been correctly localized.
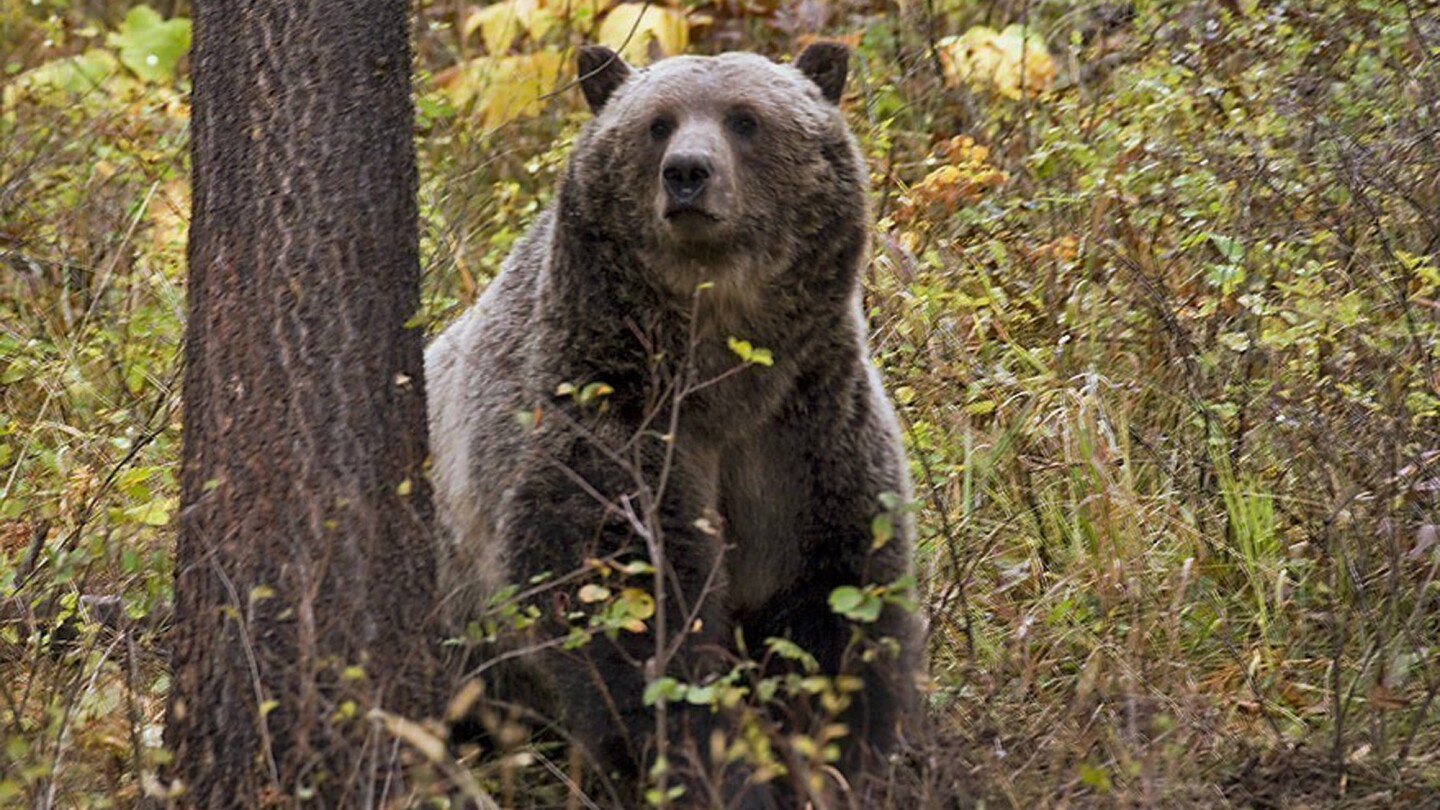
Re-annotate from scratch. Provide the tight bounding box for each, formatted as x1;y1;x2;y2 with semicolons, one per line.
166;2;436;806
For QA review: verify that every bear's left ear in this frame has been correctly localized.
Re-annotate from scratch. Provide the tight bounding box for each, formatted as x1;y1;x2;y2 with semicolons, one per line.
795;41;849;105
577;45;632;114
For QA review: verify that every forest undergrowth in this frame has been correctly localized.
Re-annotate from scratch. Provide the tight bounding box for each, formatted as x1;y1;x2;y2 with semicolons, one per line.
3;0;1439;806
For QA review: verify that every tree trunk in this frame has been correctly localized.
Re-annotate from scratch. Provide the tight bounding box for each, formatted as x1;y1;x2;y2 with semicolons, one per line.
166;2;436;806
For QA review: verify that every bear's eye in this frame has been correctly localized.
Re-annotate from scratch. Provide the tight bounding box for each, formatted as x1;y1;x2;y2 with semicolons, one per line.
649;117;675;141
726;110;759;137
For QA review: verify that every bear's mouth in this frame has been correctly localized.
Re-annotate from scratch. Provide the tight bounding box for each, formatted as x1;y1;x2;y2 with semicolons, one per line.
663;202;723;224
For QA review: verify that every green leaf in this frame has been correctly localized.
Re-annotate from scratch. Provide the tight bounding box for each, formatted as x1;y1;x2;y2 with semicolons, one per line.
871;512;894;549
853;594;883;623
3;50;120;105
828;586;864;614
563;626;591;649
1218;331;1251;352
684;683;717;705
1206;263;1246;295
644;784;687;806
764;636;819;673
829;586;884;622
1079;762;1112;792
107;6;192;84
124;362;149;395
642;676;686;706
615;559;655;576
726;336;774;367
578;381;613;404
1206;233;1243;263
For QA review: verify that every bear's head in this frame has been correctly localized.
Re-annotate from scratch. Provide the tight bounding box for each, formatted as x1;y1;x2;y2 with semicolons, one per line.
562;43;868;303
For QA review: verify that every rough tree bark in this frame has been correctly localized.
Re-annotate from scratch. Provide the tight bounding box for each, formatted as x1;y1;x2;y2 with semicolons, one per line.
166;1;436;805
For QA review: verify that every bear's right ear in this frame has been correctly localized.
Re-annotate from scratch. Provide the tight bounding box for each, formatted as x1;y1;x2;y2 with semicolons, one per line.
577;45;632;114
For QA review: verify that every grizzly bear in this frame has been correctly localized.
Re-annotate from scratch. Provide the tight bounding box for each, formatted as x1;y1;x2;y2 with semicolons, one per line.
426;43;920;807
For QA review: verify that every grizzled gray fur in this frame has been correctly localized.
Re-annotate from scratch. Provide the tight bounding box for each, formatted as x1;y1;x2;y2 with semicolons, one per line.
426;43;920;805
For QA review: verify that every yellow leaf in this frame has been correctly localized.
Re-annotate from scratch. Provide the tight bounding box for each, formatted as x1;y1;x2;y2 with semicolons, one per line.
619;588;655;621
440;52;564;128
463;0;556;54
3;49;125;110
578;583;611;603
123;496;175;527
147;179;190;271
937;24;1054;99
596;3;689;64
938;27;1003;90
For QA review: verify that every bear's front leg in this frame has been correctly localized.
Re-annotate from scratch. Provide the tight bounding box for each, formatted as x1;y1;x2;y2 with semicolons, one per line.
736;369;922;785
503;437;772;807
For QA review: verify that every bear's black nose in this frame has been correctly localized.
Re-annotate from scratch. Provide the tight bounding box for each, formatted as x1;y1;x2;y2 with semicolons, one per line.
662;154;712;204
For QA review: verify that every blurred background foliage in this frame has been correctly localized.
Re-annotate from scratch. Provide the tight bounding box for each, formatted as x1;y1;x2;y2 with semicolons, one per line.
2;0;1439;806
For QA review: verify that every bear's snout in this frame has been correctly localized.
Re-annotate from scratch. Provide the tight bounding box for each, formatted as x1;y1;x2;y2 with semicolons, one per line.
654;122;734;230
662;153;712;206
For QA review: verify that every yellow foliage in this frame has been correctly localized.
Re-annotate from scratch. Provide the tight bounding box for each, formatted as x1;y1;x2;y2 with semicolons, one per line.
578;583;611;603
1027;234;1080;263
147;179;190;274
897;135;1008;222
3;50;126;110
938;24;1055;99
463;0;557;54
596;2;690;64
438;51;564;128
